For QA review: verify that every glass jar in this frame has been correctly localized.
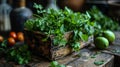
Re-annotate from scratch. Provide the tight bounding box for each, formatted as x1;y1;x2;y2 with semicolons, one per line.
0;0;12;32
46;0;59;10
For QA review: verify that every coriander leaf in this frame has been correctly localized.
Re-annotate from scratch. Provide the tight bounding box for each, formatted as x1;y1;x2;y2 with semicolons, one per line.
6;44;31;64
90;54;97;58
33;3;43;10
53;38;59;46
50;61;59;67
24;19;34;31
73;30;78;40
59;38;67;46
1;40;7;48
57;64;66;67
94;60;104;66
18;57;24;64
10;50;16;56
78;32;88;41
86;11;91;19
42;37;48;42
60;24;65;33
72;42;80;51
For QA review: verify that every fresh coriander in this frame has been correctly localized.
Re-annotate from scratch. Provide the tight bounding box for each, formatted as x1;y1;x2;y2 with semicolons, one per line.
0;41;31;64
25;4;94;51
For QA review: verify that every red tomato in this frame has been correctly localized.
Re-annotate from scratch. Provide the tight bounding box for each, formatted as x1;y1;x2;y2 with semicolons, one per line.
17;32;24;42
0;35;4;43
9;32;17;39
8;37;15;46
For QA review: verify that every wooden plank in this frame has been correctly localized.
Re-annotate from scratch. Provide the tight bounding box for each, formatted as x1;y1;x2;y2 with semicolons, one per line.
102;45;120;67
25;48;114;67
67;49;114;67
102;31;120;67
113;31;120;45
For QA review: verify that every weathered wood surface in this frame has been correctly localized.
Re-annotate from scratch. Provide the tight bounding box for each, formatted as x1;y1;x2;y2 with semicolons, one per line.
103;45;120;67
23;48;114;67
102;32;120;67
66;49;114;67
0;48;114;67
113;32;120;46
1;31;120;67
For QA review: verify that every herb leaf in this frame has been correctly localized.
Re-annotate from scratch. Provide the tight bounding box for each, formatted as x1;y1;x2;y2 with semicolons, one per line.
94;60;104;66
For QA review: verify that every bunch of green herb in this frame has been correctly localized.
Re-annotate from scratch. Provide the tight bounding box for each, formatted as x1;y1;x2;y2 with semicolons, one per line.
88;6;120;36
6;45;31;64
25;3;94;51
0;40;31;64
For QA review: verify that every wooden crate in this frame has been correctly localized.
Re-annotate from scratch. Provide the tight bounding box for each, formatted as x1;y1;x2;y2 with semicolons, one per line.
24;29;93;60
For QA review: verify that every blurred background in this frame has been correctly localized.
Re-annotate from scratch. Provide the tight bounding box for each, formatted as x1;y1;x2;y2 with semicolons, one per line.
0;0;120;33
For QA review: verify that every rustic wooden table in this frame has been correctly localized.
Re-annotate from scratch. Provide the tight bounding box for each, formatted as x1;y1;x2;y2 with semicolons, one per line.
1;32;120;67
0;48;114;67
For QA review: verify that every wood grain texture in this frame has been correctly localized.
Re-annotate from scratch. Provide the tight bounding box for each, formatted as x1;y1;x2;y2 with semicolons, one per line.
1;31;120;67
67;49;114;67
0;48;114;67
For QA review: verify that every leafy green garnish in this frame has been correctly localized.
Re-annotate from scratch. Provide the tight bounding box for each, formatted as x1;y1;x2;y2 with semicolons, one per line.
6;45;31;64
71;42;80;51
90;55;96;58
88;6;120;35
90;52;101;58
1;40;7;48
0;41;31;64
94;60;104;66
50;61;66;67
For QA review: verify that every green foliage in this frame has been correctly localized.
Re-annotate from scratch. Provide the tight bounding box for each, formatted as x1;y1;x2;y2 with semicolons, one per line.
25;3;94;51
94;60;104;66
88;6;120;36
25;4;119;51
0;41;31;64
50;61;66;67
6;45;31;64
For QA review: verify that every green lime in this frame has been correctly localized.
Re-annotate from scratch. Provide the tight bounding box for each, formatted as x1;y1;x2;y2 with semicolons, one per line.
94;37;109;49
103;30;115;43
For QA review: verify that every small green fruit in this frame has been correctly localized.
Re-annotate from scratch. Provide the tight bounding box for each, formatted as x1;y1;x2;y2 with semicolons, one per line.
94;37;109;49
103;30;115;43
